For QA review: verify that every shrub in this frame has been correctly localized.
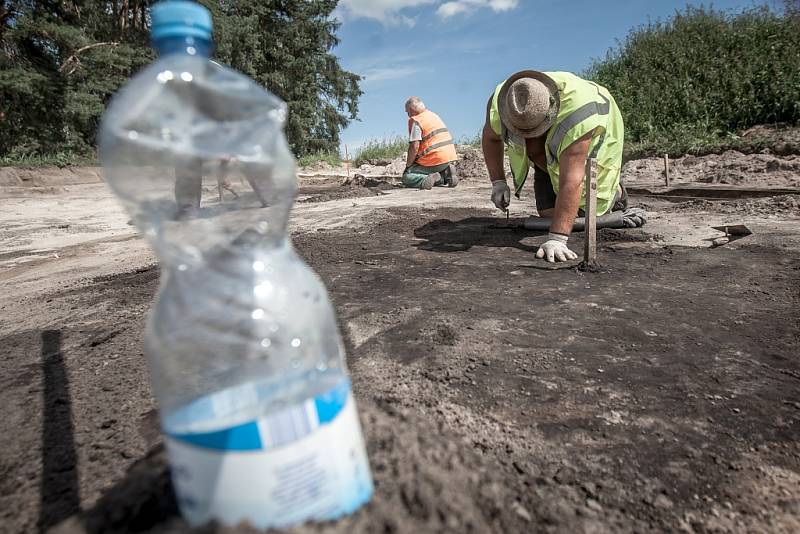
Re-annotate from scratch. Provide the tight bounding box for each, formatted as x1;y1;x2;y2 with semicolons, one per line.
585;5;800;157
296;150;342;168
353;137;408;167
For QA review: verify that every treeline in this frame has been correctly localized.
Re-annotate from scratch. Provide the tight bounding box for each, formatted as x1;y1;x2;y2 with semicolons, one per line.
0;0;361;162
586;4;800;157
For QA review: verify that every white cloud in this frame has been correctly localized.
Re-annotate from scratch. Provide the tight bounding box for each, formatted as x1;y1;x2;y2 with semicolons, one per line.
437;0;519;19
336;0;436;27
360;66;420;84
336;0;518;26
437;2;471;18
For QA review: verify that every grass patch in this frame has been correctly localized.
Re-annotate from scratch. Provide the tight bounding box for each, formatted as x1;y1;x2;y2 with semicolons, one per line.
457;132;482;148
0;151;98;167
296;150;341;168
353;137;407;167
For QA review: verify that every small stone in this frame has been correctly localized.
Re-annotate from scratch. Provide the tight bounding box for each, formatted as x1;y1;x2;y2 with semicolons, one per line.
512;502;532;522
586;498;603;512
654;494;674;510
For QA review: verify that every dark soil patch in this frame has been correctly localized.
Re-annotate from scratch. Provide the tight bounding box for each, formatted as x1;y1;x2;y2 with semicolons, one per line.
297;178;397;204
2;207;799;533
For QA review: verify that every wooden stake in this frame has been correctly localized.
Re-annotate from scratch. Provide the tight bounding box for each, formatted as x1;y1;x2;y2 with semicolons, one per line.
664;153;670;188
583;157;597;266
344;144;350;179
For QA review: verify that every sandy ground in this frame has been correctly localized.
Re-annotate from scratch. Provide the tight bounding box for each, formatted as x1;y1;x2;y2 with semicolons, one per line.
1;152;799;534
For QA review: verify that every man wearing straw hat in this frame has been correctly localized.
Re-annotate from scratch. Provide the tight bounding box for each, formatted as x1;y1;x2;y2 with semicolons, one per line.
482;70;639;263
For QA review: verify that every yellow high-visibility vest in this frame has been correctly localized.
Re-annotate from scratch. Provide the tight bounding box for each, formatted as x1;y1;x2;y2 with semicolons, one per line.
489;71;624;215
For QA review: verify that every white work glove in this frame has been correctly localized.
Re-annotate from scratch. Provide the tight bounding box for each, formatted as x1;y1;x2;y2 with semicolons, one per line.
536;233;578;263
491;180;510;210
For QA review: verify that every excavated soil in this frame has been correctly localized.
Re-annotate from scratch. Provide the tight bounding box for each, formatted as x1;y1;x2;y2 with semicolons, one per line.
2;138;800;533
297;177;397;204
2;204;799;534
621;151;800;189
355;146;488;182
660;194;800;218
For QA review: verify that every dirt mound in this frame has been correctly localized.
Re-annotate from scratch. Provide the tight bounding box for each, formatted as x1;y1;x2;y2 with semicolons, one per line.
299;160;337;172
354;147;488;182
740;125;800;156
340;174;397;188
358;157;397;167
622;151;800;189
665;194;800;217
356;157;406;177
454;146;488;179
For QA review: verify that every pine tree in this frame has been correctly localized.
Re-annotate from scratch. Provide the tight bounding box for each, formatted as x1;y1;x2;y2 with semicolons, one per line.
0;1;153;158
208;0;361;155
1;1;361;160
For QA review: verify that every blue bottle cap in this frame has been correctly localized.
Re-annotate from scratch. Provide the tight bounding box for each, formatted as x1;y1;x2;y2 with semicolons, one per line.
151;1;212;42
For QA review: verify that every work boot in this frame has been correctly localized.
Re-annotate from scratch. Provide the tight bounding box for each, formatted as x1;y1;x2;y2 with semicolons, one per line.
444;163;459;188
420;173;438;190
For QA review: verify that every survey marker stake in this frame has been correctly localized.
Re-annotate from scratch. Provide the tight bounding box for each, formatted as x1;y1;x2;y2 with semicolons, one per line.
579;157;600;272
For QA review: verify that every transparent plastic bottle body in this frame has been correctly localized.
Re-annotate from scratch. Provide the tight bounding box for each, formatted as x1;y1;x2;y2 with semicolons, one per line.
99;50;372;528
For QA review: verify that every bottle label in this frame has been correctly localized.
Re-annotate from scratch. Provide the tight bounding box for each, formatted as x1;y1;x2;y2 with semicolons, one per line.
163;379;373;528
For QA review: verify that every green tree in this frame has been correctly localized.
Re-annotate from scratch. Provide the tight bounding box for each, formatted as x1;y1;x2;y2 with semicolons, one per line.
0;1;153;159
207;0;361;155
1;1;361;161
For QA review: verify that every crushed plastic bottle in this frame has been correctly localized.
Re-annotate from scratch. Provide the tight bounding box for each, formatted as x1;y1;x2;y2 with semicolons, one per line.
97;1;373;528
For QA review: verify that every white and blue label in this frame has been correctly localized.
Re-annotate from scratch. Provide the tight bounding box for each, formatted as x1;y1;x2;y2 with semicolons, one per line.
163;380;373;529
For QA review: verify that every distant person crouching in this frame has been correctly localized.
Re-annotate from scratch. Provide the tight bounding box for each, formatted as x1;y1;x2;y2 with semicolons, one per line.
402;97;458;189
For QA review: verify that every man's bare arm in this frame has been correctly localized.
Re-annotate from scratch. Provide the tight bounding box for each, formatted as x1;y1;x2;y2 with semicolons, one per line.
482;122;506;183
406;141;419;169
481;97;505;183
549;132;593;236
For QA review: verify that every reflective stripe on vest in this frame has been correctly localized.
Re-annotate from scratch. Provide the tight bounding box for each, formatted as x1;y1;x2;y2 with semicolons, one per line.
421;127;449;142
418;139;454;158
409;110;458;167
547;84;609;164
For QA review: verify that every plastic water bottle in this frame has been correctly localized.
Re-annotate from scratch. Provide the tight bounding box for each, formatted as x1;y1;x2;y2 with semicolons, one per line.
97;1;373;528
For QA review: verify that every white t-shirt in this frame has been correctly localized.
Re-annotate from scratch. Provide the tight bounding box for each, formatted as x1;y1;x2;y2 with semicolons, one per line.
409;121;422;142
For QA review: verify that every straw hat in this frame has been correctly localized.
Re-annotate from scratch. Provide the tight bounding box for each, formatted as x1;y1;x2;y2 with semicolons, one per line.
498;70;560;139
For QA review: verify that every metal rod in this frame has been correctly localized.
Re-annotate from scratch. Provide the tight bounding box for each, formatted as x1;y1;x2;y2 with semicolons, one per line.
664;154;670;188
584;158;597;265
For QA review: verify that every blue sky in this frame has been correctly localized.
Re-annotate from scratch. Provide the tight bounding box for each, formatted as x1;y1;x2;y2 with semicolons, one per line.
331;0;769;152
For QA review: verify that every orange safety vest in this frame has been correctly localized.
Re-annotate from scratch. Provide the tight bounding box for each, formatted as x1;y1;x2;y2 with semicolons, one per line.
408;109;457;167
